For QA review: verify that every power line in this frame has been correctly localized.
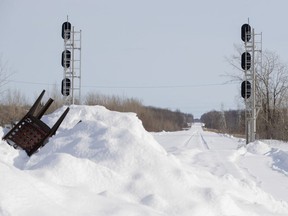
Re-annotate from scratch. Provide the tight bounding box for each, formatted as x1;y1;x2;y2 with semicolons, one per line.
7;79;55;86
7;79;237;89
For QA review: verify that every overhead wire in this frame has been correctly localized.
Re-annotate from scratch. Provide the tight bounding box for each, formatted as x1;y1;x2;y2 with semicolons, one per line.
7;79;238;89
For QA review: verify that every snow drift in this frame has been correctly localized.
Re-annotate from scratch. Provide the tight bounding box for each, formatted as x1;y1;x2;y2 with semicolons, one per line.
1;105;288;216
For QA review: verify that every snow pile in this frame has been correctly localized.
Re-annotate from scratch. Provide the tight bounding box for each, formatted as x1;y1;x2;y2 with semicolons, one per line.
1;105;288;215
247;140;271;155
0;105;195;215
269;149;288;175
246;140;288;175
29;105;166;170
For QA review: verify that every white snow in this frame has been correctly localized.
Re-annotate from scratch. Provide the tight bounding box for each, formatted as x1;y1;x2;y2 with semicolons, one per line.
1;105;288;215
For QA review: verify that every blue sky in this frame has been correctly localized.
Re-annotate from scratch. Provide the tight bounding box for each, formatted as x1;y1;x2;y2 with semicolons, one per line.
1;0;288;118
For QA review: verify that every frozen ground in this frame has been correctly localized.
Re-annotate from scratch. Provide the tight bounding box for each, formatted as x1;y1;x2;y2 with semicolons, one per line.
1;105;288;216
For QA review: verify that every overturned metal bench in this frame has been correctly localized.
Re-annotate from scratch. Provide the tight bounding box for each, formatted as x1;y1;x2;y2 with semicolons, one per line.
2;90;69;156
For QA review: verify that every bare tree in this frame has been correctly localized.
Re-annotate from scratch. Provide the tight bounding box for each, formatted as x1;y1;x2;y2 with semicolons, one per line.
227;47;288;139
256;51;288;138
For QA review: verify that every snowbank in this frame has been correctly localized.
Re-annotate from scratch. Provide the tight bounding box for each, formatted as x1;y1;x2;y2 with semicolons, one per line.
270;149;288;176
247;140;271;155
1;105;288;216
246;140;288;175
0;106;196;215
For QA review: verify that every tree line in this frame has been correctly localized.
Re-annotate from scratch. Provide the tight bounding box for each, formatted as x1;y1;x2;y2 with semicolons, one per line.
200;109;245;136
85;92;193;131
0;89;193;132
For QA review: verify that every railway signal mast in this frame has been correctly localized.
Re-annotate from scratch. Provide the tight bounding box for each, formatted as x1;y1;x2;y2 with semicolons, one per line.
240;21;262;144
61;17;82;104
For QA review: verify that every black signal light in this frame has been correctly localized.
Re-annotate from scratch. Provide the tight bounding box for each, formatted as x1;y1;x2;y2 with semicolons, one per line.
61;50;71;68
241;52;251;70
61;78;71;96
62;22;71;40
241;80;251;99
241;23;251;42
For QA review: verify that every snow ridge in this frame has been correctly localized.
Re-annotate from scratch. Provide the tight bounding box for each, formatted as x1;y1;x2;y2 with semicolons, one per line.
1;105;288;215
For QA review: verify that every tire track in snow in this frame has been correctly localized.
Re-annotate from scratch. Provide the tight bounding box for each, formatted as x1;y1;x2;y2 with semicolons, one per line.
182;130;210;150
200;133;210;150
183;131;197;148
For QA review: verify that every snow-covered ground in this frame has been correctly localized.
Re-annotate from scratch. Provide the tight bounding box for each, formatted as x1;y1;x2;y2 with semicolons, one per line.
1;105;288;216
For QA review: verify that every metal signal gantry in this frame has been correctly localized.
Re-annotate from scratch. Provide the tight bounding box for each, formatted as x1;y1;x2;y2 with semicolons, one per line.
61;17;82;104
240;21;262;144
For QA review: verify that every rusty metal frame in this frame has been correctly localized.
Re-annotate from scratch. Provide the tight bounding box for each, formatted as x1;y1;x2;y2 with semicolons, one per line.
2;90;70;156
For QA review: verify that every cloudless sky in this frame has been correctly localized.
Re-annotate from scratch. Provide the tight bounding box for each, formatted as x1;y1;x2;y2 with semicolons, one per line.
1;0;288;118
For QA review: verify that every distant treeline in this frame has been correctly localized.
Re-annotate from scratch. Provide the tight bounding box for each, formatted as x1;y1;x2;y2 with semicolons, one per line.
84;92;193;132
200;110;245;136
200;108;288;141
0;90;193;132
